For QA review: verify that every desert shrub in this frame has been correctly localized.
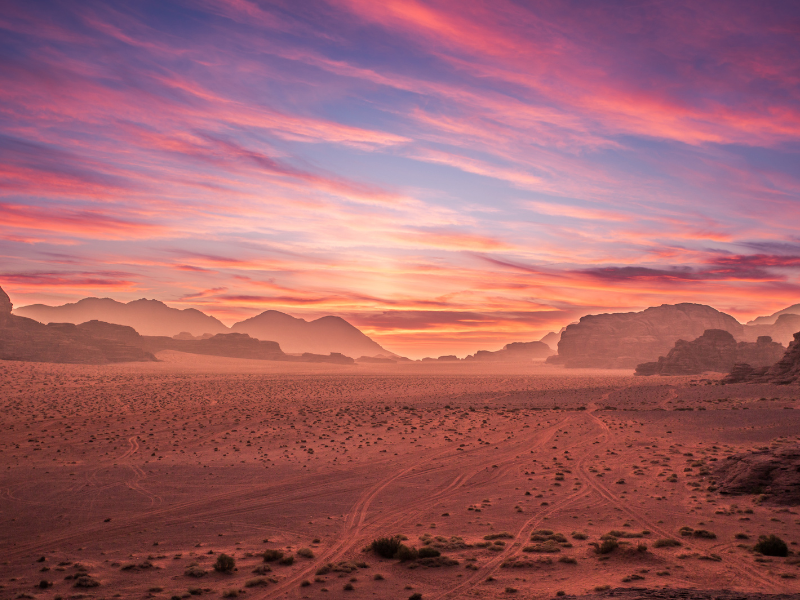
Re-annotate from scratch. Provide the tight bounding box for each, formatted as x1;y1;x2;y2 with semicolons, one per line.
395;544;419;561
370;536;403;559
245;577;269;587
754;534;789;557
522;541;561;553
374;573;384;580
636;543;648;553
417;547;440;558
297;547;314;558
484;532;513;540
693;530;716;539
214;553;236;573
653;538;682;548
571;532;588;540
38;580;52;589
279;554;294;566
735;533;750;540
251;564;271;575
343;582;354;590
558;556;577;564
263;549;284;562
73;576;100;588
409;594;422;600
222;590;239;598
185;566;206;577
301;580;311;587
678;526;694;536
595;539;618;554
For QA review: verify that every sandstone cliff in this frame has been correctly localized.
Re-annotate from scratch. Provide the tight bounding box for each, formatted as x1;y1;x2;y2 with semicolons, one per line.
723;331;800;385
635;330;784;376
556;303;744;369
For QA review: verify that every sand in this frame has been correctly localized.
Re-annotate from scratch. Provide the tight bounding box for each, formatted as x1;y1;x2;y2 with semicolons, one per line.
1;351;800;599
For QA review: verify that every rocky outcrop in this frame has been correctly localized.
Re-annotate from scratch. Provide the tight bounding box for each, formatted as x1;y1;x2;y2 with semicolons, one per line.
466;341;553;362
231;311;393;358
635;330;785;376
0;289;157;364
713;445;800;505
744;313;800;346
748;304;800;326
555;303;745;369
15;297;229;337
722;331;800;384
0;286;12;319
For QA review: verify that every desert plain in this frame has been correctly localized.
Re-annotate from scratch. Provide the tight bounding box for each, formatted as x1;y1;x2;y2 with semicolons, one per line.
2;353;800;600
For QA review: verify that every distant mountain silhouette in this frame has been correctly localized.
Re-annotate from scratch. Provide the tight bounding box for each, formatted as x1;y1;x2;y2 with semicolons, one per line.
14;297;229;337
231;310;391;357
748;304;800;326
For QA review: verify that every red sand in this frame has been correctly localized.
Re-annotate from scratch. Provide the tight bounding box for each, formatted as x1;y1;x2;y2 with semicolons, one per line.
1;351;800;598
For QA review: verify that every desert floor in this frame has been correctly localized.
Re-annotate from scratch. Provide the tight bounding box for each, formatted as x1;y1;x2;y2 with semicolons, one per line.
2;352;800;600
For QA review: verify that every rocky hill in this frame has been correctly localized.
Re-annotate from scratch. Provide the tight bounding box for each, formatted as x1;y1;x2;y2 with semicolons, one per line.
723;331;800;385
14;297;228;337
554;303;744;369
0;287;156;364
465;341;553;362
231;310;390;358
635;330;784;376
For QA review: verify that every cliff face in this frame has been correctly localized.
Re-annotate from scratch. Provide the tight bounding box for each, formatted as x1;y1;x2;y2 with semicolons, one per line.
723;331;800;385
635;330;785;376
556;303;744;369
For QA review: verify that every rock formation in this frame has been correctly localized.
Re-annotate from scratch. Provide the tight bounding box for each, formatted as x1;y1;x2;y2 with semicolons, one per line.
743;313;800;346
554;303;745;369
0;286;157;364
635;330;785;376
713;445;800;505
14;297;229;337
722;331;800;385
748;304;800;326
231;310;393;358
465;341;553;362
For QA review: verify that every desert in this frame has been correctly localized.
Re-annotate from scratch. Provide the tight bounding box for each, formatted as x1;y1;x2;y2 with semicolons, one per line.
2;351;800;599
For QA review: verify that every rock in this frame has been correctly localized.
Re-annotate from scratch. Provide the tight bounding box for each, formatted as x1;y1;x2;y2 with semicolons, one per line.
0;285;12;318
635;330;785;376
743;313;800;346
356;356;397;363
713;445;800;505
465;341;553;362
723;331;800;384
556;304;745;369
0;313;156;365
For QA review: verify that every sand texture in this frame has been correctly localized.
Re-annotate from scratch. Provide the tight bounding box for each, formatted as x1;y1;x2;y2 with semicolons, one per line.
1;353;800;599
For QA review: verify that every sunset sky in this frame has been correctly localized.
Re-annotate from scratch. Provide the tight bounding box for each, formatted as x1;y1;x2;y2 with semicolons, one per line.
1;1;799;357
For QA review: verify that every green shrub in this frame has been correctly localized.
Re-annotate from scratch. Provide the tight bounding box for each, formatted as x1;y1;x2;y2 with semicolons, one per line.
370;536;403;559
214;553;236;573
395;544;419;561
595;539;618;554
754;534;788;557
263;549;284;562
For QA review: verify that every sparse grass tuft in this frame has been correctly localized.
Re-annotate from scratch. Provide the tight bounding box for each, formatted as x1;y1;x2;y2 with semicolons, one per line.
370;536;403;559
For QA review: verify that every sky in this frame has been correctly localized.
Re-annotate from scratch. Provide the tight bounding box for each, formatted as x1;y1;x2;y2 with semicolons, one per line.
1;0;799;358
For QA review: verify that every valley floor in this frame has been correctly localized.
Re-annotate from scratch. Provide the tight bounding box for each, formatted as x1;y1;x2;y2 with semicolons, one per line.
1;352;800;599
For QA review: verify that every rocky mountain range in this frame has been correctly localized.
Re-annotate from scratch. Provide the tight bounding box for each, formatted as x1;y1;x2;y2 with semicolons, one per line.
14;297;394;359
548;302;800;369
635;330;785;376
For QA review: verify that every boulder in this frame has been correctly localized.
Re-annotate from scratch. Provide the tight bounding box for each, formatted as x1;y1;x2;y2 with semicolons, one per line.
557;303;745;369
714;445;800;504
635;330;785;376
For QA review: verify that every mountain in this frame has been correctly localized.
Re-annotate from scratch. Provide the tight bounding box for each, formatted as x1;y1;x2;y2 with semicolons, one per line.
465;341;554;362
552;303;745;369
0;286;156;364
14;297;228;337
748;304;800;326
635;330;785;376
539;331;561;351
231;310;391;357
723;331;800;385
